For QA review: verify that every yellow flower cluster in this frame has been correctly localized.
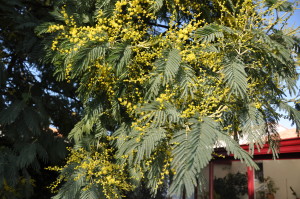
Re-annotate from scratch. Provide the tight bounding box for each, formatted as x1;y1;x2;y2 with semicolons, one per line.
143;147;174;190
47;147;134;199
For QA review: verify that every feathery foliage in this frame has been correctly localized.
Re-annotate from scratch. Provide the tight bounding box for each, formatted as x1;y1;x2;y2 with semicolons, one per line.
38;0;300;198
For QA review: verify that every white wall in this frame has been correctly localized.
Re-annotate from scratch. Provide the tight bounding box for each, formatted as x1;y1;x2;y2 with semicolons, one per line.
262;159;300;199
214;163;231;179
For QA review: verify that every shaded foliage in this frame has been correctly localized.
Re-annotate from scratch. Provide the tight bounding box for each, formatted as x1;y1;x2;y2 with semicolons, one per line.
0;0;82;198
214;172;248;199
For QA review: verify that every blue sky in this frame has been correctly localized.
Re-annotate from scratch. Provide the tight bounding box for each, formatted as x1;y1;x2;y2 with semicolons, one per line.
288;3;300;28
278;4;300;128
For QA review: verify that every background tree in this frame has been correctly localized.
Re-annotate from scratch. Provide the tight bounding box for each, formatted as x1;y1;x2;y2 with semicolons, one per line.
0;0;82;198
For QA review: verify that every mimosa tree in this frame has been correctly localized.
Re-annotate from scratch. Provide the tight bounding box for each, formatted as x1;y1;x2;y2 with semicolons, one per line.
39;0;300;198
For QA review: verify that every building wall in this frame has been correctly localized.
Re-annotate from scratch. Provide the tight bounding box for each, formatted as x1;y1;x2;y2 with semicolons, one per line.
263;159;300;199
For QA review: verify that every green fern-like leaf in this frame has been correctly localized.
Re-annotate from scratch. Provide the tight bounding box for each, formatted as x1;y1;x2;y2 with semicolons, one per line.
108;43;132;77
169;117;217;198
159;48;181;85
0;100;26;125
175;64;197;101
65;44;108;78
145;48;181;100
149;0;164;13
240;104;266;154
279;101;300;132
23;108;42;136
69;104;104;143
145;74;163;100
217;132;257;168
79;185;104;199
222;56;248;98
195;24;224;43
53;168;86;199
17;143;38;169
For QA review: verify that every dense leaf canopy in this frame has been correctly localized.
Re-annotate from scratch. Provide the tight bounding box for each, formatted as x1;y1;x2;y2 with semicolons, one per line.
1;0;300;198
0;0;82;198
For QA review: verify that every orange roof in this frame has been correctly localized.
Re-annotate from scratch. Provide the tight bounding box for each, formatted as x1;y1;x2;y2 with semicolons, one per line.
49;127;63;137
278;126;298;139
